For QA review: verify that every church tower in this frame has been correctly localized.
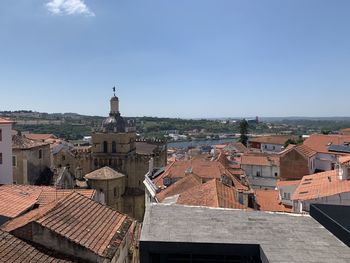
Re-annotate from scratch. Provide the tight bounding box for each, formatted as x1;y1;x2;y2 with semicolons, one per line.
85;88;166;220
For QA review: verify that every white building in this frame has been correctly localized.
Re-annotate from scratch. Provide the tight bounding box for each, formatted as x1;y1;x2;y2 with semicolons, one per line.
240;154;280;189
303;134;350;172
292;156;350;213
0;118;14;184
276;180;301;207
248;135;296;153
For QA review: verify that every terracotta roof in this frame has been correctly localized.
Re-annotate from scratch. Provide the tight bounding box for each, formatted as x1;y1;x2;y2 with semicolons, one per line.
338;155;350;165
249;135;295;145
85;166;125;180
255;189;292;212
294;144;317;158
0;117;14;124
0;185;96;217
340;128;350;134
292;169;350;201
177;179;247;209
3;192;134;259
153;158;227;186
233;142;249;153
304;134;350;154
231;174;250;191
156;173;202;202
276;180;301;188
37;188;96;205
240;154;279;167
0;185;42;218
24;133;57;141
12;134;49;150
279;144;296;155
0;229;72;262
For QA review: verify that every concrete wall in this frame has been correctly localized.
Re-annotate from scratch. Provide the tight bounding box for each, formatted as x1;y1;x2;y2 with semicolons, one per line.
0;123;13;184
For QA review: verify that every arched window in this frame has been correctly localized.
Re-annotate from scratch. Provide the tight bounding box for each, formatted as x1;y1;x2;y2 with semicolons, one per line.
103;141;108;153
112;141;117;153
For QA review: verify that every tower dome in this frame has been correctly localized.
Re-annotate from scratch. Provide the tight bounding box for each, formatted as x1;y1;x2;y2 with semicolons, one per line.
100;91;126;133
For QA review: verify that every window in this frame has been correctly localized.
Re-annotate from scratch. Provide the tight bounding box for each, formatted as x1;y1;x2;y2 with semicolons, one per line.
12;156;17;167
62;155;65;161
274;172;278;177
114;187;118;197
39;149;42;159
256;171;261;177
0;129;2;141
103;141;108;153
264;145;267;149
272;146;275;150
112;141;116;153
0;153;2;164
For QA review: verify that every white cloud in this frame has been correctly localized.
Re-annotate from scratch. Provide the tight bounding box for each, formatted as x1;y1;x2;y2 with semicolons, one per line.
46;0;95;16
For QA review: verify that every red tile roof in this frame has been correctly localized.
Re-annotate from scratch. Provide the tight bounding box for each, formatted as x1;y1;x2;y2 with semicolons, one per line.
233;142;249;153
177;179;247;209
294;144;317;158
292;169;350;201
0;185;96;217
255;189;292;212
279;144;296;155
37;188;96;205
156;173;202;202
12;135;49;150
85;166;125;180
240;154;279;167
154;156;250;194
0;117;14;124
24;133;57;141
2;192;134;259
0;230;72;262
0;185;41;218
153;158;227;186
338;155;350;165
304;134;350;154
249;135;295;145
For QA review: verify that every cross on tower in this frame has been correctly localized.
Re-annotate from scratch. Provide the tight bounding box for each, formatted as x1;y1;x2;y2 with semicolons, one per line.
113;86;116;96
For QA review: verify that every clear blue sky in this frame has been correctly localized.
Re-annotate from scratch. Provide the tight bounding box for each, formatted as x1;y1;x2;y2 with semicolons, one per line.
1;0;350;118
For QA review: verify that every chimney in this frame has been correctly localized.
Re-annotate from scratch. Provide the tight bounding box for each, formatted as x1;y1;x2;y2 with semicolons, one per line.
148;158;154;175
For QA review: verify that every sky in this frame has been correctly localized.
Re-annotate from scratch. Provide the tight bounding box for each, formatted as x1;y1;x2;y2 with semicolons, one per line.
1;0;350;118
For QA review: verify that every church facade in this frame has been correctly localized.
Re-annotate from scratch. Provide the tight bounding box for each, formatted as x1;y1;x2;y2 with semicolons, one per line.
54;93;167;220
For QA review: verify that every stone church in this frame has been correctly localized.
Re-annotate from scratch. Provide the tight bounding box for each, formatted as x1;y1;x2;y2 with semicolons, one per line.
54;92;167;220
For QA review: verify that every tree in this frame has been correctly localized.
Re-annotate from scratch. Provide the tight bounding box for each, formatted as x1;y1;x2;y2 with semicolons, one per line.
239;119;249;146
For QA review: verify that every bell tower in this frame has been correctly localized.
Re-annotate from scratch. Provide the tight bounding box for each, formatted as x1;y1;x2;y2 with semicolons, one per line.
110;87;119;116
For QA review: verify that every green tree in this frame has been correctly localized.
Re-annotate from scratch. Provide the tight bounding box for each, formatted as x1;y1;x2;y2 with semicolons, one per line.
239;119;249;146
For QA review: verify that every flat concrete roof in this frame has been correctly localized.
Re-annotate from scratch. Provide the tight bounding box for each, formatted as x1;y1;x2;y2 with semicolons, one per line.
141;204;350;263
